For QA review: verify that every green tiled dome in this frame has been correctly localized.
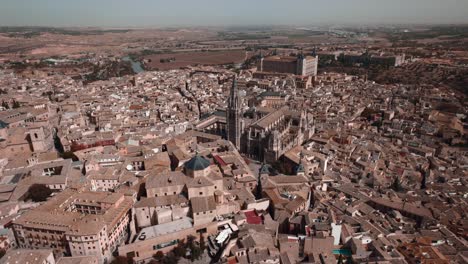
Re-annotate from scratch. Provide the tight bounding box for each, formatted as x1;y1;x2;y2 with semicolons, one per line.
185;154;210;171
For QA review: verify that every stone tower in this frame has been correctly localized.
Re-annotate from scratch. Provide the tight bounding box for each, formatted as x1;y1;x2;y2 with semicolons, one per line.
29;127;53;153
258;51;264;72
296;52;306;76
226;77;242;150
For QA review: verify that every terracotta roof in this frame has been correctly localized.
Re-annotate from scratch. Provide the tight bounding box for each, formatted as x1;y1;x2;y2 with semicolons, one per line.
190;196;216;213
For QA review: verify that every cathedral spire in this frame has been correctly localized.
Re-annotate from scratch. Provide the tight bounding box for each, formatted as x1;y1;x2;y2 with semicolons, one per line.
227;76;242;150
230;76;238;100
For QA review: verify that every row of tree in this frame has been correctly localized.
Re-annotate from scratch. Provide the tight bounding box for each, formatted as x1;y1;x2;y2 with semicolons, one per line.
112;235;206;264
1;99;21;109
159;57;176;63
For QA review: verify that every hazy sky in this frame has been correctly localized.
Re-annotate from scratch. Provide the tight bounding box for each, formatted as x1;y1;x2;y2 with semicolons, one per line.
1;0;468;27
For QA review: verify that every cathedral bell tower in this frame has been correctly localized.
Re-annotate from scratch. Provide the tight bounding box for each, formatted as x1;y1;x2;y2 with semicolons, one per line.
227;77;242;150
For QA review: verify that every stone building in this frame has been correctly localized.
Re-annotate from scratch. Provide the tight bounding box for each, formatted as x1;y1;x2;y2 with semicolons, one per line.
197;78;314;163
258;54;318;77
243;106;312;162
11;190;133;263
224;78;313;163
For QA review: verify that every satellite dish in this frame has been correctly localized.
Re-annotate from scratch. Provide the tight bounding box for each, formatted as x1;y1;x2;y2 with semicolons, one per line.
126;164;134;171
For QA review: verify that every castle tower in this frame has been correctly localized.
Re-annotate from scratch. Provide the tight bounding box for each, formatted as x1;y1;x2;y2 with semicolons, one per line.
226;77;242;150
296;52;307;76
258;51;264;72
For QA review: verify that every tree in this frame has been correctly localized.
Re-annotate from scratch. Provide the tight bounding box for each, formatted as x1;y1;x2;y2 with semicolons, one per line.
1;100;9;109
186;235;196;246
42;91;53;101
199;234;206;251
391;177;403;192
81;164;86;176
420;172;427;190
12;100;20;109
255;174;263;199
53;133;64;153
161;252;179;264
153;251;164;262
60;151;79;161
186;235;202;261
81;162;87;176
173;240;186;258
28;184;53;202
190;243;203;261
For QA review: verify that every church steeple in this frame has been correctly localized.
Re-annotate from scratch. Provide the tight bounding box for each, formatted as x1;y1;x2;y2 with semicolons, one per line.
227;76;242;150
229;77;240;109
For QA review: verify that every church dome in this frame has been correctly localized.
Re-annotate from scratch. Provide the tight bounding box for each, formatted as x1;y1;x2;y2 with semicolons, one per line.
185;154;210;171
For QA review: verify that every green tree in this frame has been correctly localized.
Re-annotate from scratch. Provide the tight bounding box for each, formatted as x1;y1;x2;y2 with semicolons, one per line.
190;244;202;261
256;175;263;199
53;133;64;153
60;151;79;161
391;177;403;192
199;234;206;251
173;240;186;258
187;235;202;261
153;251;164;262
437;176;446;183
28;184;53;202
162;252;179;264
1;100;9;109
12;100;20;108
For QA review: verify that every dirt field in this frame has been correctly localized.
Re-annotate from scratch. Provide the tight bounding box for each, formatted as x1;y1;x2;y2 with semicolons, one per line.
143;50;250;70
0;28;217;60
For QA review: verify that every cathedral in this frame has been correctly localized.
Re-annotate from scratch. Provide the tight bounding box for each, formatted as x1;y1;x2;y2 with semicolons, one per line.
199;77;314;163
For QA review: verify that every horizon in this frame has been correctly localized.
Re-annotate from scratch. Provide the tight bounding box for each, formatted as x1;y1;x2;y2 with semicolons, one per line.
1;0;468;28
2;22;468;30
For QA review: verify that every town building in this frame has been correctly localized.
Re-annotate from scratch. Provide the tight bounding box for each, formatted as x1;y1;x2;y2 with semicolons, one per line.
258;54;318;76
12;190;133;263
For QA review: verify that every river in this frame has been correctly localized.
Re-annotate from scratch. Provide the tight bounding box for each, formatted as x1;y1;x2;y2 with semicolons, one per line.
122;56;144;74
